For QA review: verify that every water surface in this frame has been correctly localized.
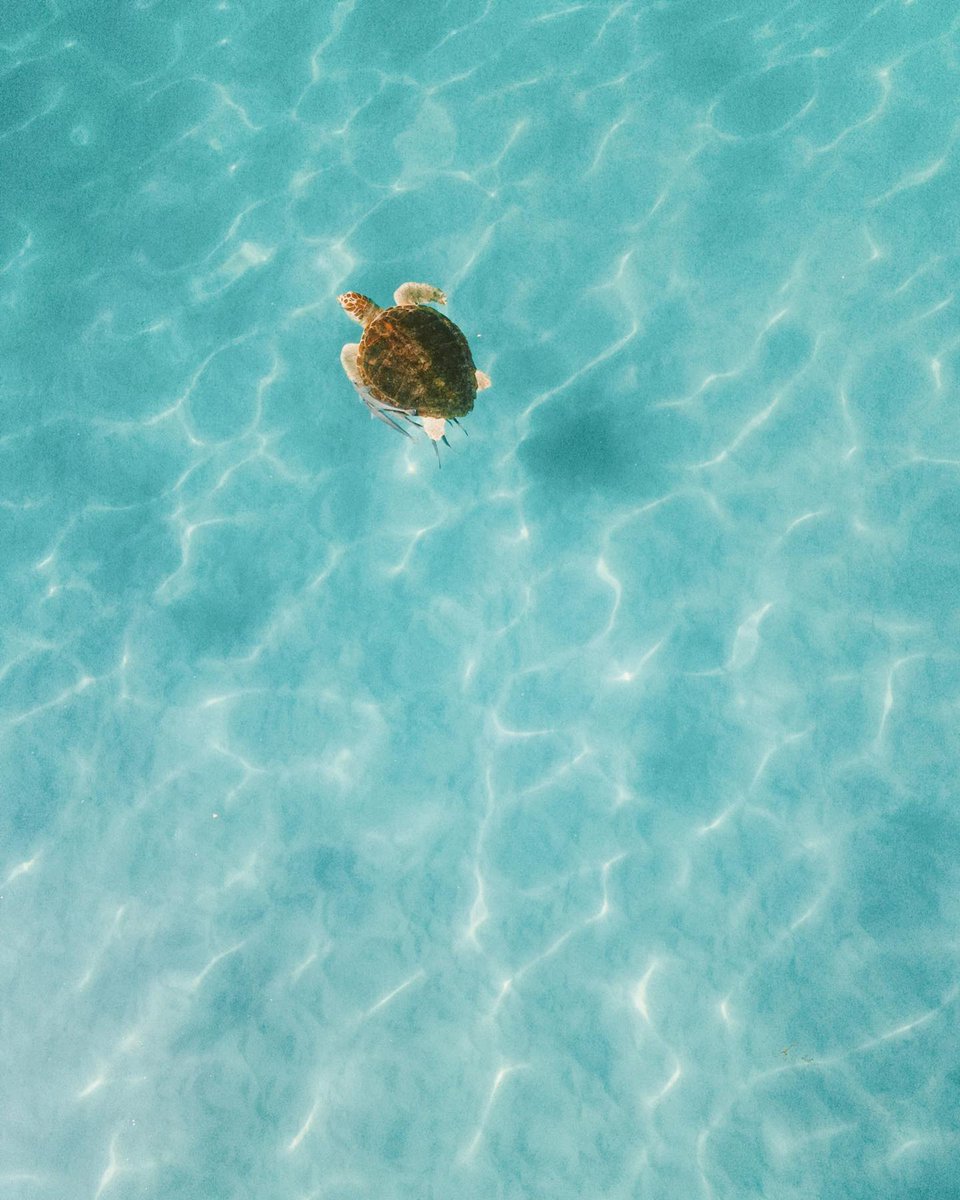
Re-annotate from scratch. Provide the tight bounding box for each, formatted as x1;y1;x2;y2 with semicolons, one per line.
2;1;959;1197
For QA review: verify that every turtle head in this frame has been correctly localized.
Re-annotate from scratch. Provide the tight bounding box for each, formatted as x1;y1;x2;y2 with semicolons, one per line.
337;291;377;326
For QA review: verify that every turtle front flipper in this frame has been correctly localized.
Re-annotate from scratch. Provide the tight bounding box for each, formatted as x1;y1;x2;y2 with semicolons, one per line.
340;343;361;385
394;281;446;306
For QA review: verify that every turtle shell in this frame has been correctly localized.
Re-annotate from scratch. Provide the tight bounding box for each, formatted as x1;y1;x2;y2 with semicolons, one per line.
357;305;477;419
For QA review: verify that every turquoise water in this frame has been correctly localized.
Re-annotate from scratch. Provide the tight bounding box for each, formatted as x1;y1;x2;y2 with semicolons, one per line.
2;0;959;1196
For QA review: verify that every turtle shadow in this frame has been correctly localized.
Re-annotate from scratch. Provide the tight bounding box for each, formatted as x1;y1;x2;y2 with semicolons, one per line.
518;394;690;504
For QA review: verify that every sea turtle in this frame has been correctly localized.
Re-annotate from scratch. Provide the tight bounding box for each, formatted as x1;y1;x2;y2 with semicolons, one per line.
338;281;491;449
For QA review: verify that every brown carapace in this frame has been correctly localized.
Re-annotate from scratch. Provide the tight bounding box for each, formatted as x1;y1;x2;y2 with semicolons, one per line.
338;282;491;447
359;304;477;419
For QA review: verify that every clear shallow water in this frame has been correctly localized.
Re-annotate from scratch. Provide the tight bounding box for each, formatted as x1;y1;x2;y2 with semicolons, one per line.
2;0;959;1196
